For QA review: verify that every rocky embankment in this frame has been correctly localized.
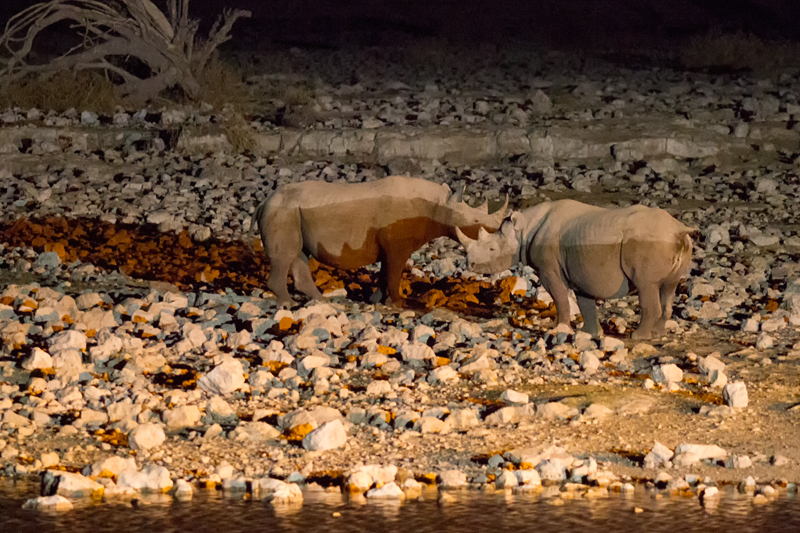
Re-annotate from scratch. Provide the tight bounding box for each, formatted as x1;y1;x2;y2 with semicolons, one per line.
0;47;799;511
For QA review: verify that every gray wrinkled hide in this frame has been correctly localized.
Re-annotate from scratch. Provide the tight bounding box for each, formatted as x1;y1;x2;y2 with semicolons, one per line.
458;199;694;339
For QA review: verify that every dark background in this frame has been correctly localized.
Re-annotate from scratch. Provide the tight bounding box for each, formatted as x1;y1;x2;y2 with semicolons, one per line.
1;0;799;50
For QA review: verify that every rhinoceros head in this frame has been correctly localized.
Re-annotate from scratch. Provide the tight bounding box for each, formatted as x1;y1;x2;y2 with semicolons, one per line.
456;215;520;274
437;185;509;238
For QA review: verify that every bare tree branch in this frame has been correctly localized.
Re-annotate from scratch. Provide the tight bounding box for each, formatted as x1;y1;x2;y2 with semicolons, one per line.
0;0;251;104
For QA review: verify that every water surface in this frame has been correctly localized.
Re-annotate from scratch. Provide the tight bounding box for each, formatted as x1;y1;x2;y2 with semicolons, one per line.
1;480;798;533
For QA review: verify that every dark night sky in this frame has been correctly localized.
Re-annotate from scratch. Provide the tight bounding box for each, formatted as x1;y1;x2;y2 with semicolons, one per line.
1;0;799;48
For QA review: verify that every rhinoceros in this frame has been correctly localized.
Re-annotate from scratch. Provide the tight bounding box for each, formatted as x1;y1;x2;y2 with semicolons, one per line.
456;199;695;339
255;176;508;306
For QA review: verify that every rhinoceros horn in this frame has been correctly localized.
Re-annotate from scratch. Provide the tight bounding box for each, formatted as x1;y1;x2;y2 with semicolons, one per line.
478;227;492;241
490;194;510;224
455;226;474;248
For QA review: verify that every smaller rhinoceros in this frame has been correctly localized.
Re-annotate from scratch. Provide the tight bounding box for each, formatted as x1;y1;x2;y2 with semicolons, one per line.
456;199;695;339
255;176;508;306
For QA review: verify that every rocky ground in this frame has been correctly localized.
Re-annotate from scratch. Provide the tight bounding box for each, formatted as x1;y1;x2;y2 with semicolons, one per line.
1;45;800;511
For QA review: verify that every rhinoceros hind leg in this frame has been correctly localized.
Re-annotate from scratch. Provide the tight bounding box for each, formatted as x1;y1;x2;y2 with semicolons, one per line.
576;294;601;338
652;280;679;336
291;255;324;301
631;282;663;340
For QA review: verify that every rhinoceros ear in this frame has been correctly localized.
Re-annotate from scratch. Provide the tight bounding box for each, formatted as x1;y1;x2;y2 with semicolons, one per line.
455;227;474;248
478;227;492;241
447;184;465;206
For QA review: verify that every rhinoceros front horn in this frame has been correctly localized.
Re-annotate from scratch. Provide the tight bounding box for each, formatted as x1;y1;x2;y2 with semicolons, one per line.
455;227;474;247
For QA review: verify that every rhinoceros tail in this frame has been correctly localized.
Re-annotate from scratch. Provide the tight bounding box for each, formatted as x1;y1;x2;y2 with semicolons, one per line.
247;199;268;255
672;232;693;279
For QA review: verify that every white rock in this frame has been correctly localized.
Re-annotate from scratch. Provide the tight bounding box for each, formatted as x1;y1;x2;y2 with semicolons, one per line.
302;419;347;451
698;355;725;375
723;382;748;408
347;471;373;492
413;417;445;434
117;465;174;492
355;464;397;484
725;455;753;469
673;443;727;466
438;470;468;489
536;460;566;482
128;423;166;450
366;380;392;396
173;479;194;499
756;332;774;350
708;369;728;388
48;330;86;353
537;402;578;420
496;470;519;489
583;403;613;419
514;469;541;486
501;389;529;404
162;405;201;428
366;482;406;500
22;495;73;511
579;350;601;373
442;409;481;431
90;456;138;477
651;364;683;384
644;441;674;469
50;471;104;496
269;482;304;503
40;452;60;469
22;347;53;370
428;365;458;384
198;358;245;395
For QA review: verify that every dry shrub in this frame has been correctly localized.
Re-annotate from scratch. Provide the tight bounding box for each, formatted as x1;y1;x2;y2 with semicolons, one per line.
681;30;800;73
280;83;315;106
220;108;256;153
0;70;125;113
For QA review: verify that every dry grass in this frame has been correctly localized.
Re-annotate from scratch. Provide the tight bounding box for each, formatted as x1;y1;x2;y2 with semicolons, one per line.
0;70;126;113
195;56;254;112
681;30;800;73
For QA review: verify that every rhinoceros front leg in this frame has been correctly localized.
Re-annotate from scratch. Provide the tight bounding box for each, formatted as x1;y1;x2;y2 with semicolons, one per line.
539;271;574;333
376;241;415;307
631;282;663;340
291;254;324;301
576;294;601;338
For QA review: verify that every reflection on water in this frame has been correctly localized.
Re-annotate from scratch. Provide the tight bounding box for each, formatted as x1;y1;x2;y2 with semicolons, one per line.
1;480;799;533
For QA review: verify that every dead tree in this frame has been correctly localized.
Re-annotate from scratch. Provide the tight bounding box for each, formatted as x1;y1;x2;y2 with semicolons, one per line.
0;0;251;103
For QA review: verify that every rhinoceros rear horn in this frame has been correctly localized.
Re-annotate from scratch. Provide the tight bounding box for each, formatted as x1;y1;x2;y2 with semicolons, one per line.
491;194;510;223
455;227;474;247
478;227;492;241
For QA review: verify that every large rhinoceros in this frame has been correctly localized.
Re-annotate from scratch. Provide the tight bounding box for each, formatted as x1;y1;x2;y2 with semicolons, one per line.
255;176;508;306
456;199;695;339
